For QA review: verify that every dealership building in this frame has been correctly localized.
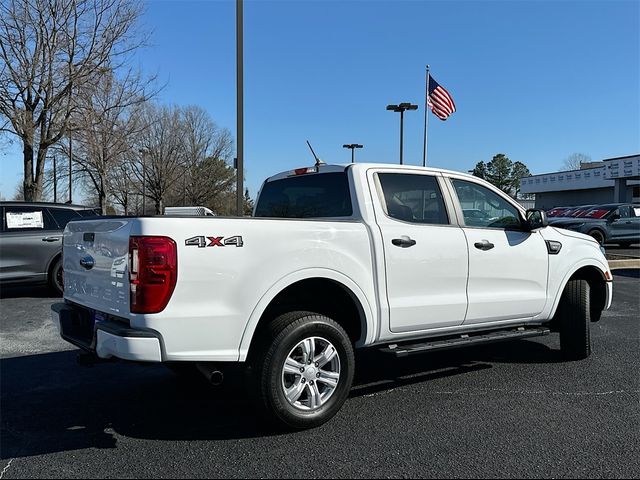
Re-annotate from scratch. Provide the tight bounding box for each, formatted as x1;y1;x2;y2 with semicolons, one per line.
520;154;640;209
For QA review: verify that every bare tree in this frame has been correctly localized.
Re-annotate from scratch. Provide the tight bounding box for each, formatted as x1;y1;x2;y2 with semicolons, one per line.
562;153;592;171
134;104;186;214
0;0;144;201
108;160;135;213
179;105;234;208
70;68;151;213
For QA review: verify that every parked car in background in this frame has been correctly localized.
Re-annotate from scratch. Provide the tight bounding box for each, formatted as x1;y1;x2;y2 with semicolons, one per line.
548;205;596;222
0;202;100;295
551;203;640;246
547;206;573;218
164;206;216;216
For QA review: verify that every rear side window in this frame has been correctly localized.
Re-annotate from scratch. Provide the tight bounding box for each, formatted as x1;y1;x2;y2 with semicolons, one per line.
255;172;352;218
2;207;57;231
77;208;101;218
48;208;81;228
377;173;449;225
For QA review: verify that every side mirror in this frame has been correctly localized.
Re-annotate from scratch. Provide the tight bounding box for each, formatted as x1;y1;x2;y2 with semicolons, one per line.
526;209;548;230
609;213;621;222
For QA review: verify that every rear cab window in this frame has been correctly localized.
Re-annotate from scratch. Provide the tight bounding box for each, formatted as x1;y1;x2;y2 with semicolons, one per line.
255;172;353;218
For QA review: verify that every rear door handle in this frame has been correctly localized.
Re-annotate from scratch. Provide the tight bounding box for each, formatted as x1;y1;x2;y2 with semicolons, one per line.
474;240;495;251
392;236;417;248
42;236;61;242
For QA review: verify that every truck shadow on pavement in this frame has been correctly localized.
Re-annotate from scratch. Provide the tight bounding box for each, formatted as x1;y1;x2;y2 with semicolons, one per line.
0;285;60;299
0;338;559;459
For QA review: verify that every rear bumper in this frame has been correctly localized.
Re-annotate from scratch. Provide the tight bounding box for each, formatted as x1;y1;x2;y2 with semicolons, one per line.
51;303;163;362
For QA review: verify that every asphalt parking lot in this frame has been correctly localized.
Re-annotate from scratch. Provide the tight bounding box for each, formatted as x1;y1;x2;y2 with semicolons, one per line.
1;270;639;479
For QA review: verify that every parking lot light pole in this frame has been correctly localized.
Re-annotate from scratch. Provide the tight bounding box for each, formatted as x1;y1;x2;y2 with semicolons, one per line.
68;135;72;203
138;149;147;215
386;103;418;165
342;144;363;163
236;0;244;216
52;155;57;203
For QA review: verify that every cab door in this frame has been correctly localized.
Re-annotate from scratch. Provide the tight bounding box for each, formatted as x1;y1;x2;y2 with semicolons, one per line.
0;206;61;283
370;170;469;333
447;177;549;324
609;205;640;241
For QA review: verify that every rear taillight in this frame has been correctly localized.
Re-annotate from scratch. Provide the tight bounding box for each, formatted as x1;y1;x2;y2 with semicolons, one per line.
129;236;177;314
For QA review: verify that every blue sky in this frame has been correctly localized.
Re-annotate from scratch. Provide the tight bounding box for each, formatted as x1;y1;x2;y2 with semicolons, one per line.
1;0;639;201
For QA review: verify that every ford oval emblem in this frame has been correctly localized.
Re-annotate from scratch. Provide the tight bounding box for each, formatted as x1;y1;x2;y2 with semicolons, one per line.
80;255;95;270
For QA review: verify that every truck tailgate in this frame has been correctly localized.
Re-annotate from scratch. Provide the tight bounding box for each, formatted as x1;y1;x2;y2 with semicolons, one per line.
63;218;132;315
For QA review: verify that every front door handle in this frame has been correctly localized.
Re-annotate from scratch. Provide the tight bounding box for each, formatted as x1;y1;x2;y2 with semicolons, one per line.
42;236;61;242
474;240;495;251
392;236;417;248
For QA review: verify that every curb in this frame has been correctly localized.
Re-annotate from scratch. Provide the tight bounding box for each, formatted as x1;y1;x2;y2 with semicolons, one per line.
608;259;640;270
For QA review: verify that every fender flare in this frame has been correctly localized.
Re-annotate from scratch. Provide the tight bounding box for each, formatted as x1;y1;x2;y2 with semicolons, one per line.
238;268;376;361
548;259;609;319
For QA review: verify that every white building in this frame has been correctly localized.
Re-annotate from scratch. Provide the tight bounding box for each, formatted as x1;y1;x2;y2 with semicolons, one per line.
520;154;640;209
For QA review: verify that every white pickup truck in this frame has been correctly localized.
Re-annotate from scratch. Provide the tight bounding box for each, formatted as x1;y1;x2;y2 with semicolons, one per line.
52;163;613;429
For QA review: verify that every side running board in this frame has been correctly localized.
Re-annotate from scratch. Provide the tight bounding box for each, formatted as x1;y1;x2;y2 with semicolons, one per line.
382;326;551;358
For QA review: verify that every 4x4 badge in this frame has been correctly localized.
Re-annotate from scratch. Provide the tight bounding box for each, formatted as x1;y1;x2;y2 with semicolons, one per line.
185;235;244;248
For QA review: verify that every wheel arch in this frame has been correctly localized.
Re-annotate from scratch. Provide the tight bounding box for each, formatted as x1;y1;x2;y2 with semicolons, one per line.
549;262;609;322
46;252;62;280
239;269;375;362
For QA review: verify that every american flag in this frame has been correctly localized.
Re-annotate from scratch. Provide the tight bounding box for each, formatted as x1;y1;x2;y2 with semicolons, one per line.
427;74;456;121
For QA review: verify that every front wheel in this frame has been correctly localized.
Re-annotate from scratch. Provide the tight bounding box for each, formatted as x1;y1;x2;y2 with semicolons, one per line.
253;311;355;430
587;229;605;245
557;279;591;361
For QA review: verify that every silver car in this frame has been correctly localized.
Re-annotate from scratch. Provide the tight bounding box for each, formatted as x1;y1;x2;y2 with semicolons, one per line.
0;202;100;295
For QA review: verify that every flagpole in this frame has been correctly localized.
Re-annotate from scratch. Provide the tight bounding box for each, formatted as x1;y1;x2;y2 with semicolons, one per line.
422;65;430;167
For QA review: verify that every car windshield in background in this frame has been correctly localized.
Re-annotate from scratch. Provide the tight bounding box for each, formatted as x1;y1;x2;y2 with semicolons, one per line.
580;208;611;219
547;208;569;217
568;207;591;217
254;172;353;218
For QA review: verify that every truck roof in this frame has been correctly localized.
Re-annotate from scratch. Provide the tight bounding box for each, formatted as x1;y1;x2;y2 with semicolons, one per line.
264;162;478;183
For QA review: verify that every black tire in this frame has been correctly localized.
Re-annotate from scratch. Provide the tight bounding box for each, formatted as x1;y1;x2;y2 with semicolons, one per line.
252;311;355;430
587;229;605;245
49;257;64;296
558;279;591;361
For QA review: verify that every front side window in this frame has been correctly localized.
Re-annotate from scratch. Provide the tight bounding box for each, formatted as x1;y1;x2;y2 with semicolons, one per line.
452;179;522;229
377;173;449;225
614;206;632;218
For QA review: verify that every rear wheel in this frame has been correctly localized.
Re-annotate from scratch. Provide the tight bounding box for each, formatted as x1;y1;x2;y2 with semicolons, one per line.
49;257;64;296
252;311;355;430
587;229;605;245
557;279;591;360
